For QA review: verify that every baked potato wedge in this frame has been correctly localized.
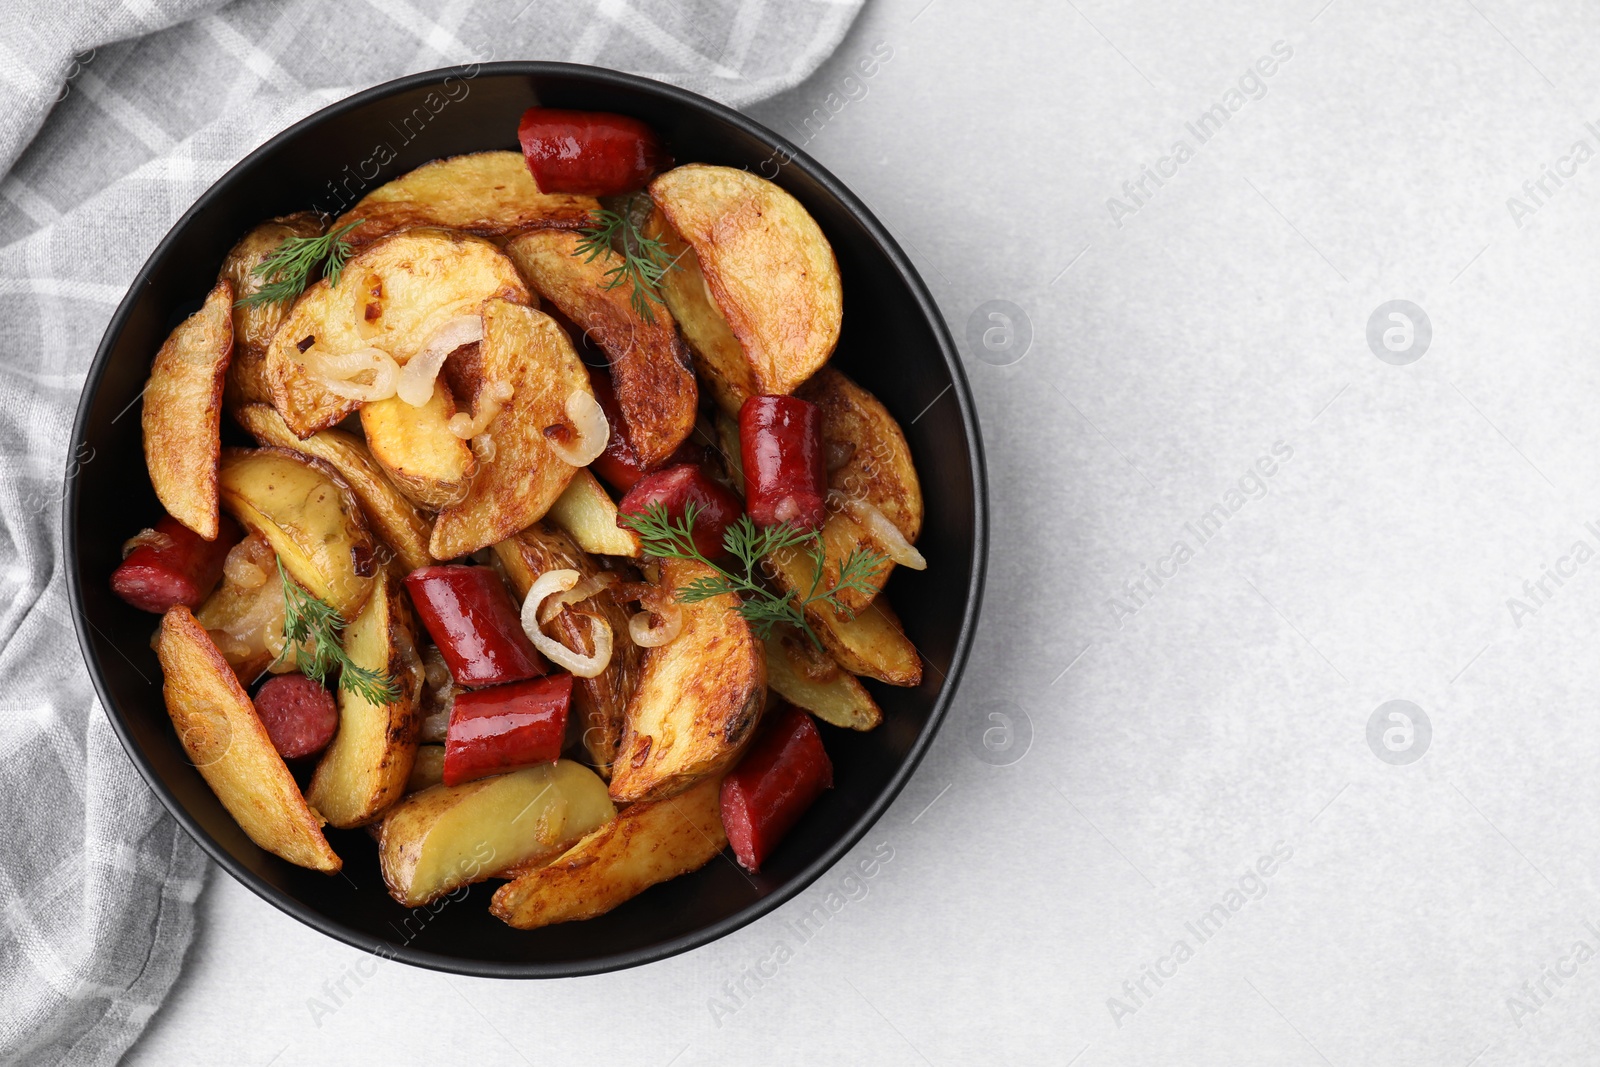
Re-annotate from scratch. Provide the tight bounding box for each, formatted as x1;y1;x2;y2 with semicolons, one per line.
360;384;476;512
646;164;841;414
767;550;922;686
764;629;882;731
263;228;528;436
504;228;697;467
608;557;766;803
220;213;324;415
157;606;340;872
377;760;614;907
217;447;377;619
334;151;598;246
490;773;725;930
234;402;434;572
142;279;233;539
428;300;592;559
306;568;424;827
545;469;640;558
492;524;642;777
795;367;923;614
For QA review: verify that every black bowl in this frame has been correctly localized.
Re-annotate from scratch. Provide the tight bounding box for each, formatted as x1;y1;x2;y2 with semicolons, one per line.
65;63;986;977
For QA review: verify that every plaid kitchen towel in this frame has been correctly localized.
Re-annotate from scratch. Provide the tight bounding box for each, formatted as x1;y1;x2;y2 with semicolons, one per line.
0;1;864;1063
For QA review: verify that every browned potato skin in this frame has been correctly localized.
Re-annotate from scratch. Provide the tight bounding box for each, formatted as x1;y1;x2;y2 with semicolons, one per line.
143;280;233;539
157;606;340;872
333;151;599;246
490;774;726;930
429;301;591;560
608;558;766;804
307;568;424;828
234;403;435;572
647;164;842;415
504;229;697;468
795;367;923;614
263;229;529;437
768;547;922;686
221;213;324;415
493;524;641;777
764;630;882;731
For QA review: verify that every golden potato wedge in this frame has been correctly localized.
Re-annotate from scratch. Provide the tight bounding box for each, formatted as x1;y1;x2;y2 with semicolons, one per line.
793;367;924;614
764;629;882;731
647;164;841;414
767;550;921;686
504;229;697;467
307;568;424;828
407;745;445;793
157;607;340;872
142;280;233;539
234;403;434;571
377;760;615;907
360;384;476;512
334;151;599;246
608;558;765;803
194;533;287;685
264;228;528;436
217;448;377;619
490;774;725;929
493;525;642;777
220;213;325;415
429;301;591;560
546;469;640;558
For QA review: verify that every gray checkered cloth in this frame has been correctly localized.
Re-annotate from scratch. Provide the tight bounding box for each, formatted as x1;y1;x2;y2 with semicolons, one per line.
0;1;862;1062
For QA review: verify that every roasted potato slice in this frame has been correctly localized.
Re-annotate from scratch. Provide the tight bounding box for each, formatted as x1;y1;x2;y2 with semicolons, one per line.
157;606;340;872
794;367;923;614
490;774;725;929
263;228;528;436
647;164;841;414
234;402;434;571
764;629;882;731
608;558;766;803
334;151;598;246
360;384;476;512
493;525;642;777
142;280;233;539
194;533;287;685
307;568;424;828
429;300;592;559
221;213;324;415
217;448;377;619
377;760;615;907
545;469;640;558
767;550;921;686
504;229;697;467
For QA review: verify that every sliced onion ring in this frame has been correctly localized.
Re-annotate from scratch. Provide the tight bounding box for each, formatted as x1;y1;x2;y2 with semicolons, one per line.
449;380;514;439
830;491;927;570
520;569;614;677
545;388;609;467
629;602;683;648
121;528;173;559
538;571;618;625
397;314;483;406
303;346;399;402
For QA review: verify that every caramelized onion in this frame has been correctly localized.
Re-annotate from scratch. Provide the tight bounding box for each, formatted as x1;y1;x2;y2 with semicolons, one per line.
449;380;514;439
537;571;618;625
120;528;173;559
831;491;926;570
303;346;399;402
629;602;683;647
397;315;483;406
545;388;608;467
520;570;613;677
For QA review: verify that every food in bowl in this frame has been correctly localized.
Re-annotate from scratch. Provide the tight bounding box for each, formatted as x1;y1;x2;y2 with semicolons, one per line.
111;106;927;929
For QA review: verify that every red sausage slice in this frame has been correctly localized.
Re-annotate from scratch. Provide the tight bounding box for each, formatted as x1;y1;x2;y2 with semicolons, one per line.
739;395;828;531
111;513;242;613
721;703;833;873
253;673;339;760
442;674;574;786
404;566;546;688
517;108;670;196
616;464;744;559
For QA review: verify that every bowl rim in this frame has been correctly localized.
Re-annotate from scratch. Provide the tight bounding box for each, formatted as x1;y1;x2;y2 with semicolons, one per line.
64;60;988;978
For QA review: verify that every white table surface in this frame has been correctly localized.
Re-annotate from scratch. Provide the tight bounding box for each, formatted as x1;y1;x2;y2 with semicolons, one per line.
127;0;1600;1063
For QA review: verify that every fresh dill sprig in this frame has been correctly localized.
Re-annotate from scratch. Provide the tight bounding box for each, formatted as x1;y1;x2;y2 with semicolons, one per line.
572;199;681;324
620;501;887;648
238;218;365;309
276;559;399;705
